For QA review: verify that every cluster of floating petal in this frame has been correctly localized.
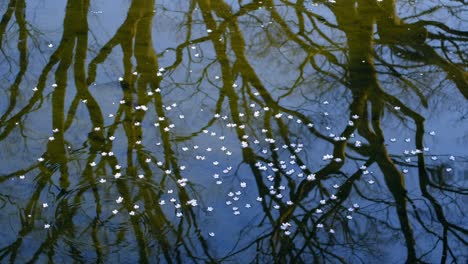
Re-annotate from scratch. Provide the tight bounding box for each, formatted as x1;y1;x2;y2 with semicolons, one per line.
27;75;457;240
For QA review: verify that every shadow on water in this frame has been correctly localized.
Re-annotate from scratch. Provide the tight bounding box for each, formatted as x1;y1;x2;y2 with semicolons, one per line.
0;0;467;263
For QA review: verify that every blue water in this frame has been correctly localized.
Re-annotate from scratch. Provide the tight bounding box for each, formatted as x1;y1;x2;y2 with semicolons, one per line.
0;0;467;263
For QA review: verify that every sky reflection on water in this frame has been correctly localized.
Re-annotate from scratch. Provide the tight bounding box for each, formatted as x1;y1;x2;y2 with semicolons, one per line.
0;0;467;263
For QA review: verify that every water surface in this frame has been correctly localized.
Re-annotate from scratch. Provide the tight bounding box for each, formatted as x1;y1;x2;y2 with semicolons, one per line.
0;0;467;263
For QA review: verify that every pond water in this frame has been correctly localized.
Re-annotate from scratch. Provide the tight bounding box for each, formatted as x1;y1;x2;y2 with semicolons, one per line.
0;0;467;263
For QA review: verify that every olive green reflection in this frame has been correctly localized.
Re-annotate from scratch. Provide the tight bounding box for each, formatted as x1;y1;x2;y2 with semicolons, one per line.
0;0;466;263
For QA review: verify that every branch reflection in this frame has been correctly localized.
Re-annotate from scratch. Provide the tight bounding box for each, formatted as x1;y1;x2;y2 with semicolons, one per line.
0;0;466;263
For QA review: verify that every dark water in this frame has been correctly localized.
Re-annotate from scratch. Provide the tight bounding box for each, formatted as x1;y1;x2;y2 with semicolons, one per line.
0;0;467;263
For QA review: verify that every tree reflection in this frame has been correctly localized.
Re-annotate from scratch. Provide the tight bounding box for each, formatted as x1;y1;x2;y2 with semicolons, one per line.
0;0;467;263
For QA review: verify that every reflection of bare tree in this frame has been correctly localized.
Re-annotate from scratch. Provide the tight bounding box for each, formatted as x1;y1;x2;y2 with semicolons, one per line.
1;0;212;262
0;0;467;263
0;0;28;139
192;0;467;263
